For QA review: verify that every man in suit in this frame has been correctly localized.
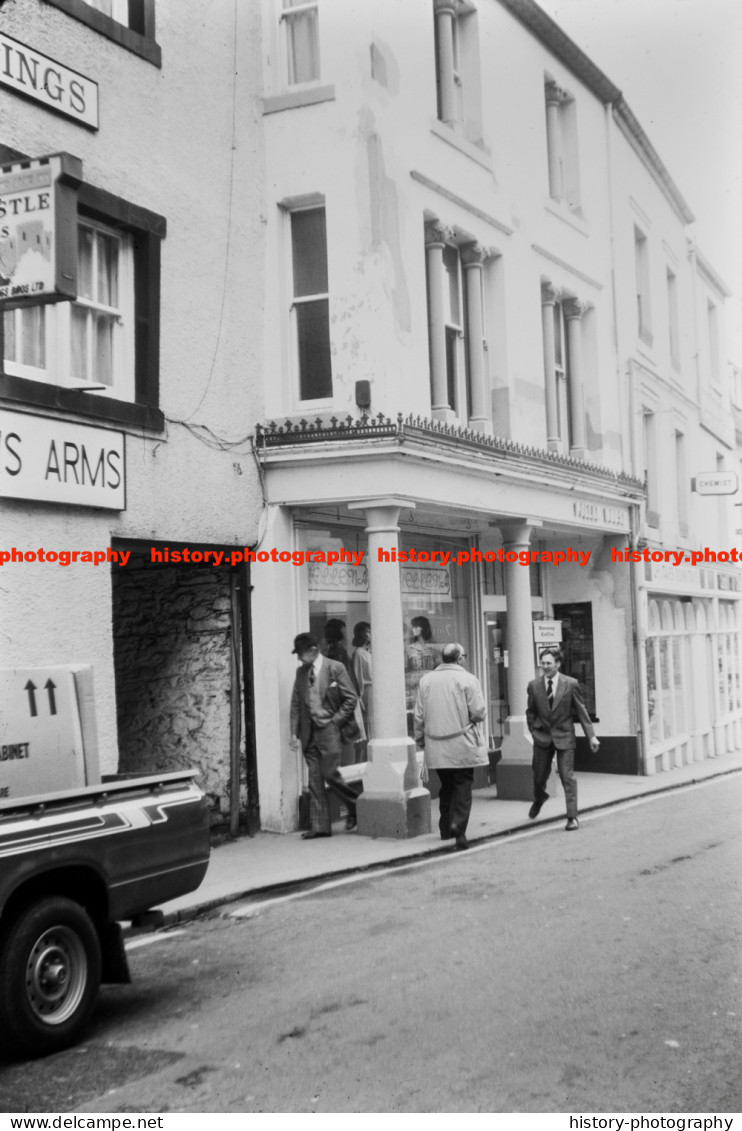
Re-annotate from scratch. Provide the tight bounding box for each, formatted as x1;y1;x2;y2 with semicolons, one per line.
526;646;599;831
289;632;361;839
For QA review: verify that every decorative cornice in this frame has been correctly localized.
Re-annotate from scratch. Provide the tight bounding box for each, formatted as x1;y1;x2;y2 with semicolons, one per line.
532;245;603;292
255;413;645;492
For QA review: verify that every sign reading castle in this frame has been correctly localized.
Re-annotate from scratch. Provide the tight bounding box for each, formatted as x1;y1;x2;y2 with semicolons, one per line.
0;153;82;308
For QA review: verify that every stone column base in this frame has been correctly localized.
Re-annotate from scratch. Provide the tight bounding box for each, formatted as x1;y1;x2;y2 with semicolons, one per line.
357;788;431;839
495;716;534;800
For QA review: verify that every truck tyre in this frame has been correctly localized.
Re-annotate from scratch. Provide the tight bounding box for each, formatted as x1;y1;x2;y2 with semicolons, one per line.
0;896;102;1057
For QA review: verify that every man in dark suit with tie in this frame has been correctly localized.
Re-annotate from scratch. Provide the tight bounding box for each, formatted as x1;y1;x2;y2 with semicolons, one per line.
526;646;600;831
289;632;361;839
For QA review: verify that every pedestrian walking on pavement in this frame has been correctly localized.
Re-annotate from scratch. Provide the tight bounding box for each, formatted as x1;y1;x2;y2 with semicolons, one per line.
526;646;600;831
289;632;361;839
414;642;488;851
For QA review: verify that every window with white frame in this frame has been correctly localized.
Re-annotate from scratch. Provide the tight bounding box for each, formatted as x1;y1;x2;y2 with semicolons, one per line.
3;217;134;399
42;0;158;61
544;78;581;210
290;205;331;401
282;0;320;87
540;284;589;458
81;0;130;22
442;243;465;413
635;226;652;344
433;0;482;144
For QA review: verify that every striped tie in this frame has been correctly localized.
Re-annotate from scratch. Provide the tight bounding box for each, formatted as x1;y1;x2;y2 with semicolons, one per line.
547;678;554;709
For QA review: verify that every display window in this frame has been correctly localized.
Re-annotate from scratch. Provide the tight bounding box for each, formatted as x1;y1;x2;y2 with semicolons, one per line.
300;522;475;744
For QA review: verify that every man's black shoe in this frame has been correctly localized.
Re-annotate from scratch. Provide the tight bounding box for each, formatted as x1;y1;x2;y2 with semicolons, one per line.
344;815;357;831
449;825;470;851
565;818;579;832
301;831;331;839
528;798;546;819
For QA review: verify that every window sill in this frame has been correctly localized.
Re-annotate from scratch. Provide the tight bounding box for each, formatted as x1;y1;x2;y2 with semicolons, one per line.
263;85;336;115
430;120;493;170
41;0;161;66
1;374;164;432
543;197;588;235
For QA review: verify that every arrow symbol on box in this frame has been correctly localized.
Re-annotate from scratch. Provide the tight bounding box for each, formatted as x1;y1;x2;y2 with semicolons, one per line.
24;680;37;717
45;679;57;716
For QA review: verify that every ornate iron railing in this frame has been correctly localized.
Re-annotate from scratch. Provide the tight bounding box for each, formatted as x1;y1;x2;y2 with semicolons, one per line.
255;413;645;491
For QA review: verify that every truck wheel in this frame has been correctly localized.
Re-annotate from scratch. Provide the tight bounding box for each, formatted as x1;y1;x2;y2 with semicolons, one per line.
0;897;102;1057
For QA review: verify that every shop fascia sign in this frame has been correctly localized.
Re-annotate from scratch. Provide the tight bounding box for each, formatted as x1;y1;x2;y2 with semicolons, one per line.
0;152;82;308
0;32;99;128
0;408;126;510
691;471;739;496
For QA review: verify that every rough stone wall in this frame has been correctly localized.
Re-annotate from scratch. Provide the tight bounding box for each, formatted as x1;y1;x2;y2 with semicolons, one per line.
112;562;245;828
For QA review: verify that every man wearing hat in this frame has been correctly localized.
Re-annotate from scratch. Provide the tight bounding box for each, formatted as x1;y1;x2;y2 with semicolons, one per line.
289;632;361;838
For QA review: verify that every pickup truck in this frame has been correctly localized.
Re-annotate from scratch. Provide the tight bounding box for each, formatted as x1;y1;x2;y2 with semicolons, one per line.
0;770;210;1058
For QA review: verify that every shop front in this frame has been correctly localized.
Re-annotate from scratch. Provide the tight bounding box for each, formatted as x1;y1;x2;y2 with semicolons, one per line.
251;416;645;835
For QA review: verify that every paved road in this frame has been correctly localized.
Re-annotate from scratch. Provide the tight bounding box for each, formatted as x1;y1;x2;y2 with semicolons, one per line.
1;775;740;1114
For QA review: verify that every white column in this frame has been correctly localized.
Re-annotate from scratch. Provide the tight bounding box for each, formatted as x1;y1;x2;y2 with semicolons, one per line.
495;521;541;800
462;242;491;434
564;298;588;460
545;80;565;200
434;0;458;128
347;498;431;838
541;282;560;450
425;221;455;423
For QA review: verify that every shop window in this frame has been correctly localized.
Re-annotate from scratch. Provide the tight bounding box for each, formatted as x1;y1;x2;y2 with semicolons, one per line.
290;206;332;402
2;183;164;431
41;0;160;65
282;0;320;86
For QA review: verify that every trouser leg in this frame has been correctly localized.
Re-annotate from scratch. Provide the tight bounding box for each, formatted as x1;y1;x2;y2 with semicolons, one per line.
304;743;332;833
532;744;554;803
448;767;474;834
557;746;578;819
436;769;455;838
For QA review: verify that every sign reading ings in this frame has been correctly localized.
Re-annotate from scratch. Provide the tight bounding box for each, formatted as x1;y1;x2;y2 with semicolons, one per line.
0;408;126;510
0;153;81;307
0;32;99;128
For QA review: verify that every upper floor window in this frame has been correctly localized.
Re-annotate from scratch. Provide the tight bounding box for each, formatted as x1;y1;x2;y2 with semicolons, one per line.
290;205;331;401
4;218;134;399
425;221;491;429
707;299;721;391
41;0;159;65
282;0;320;86
2;178;164;429
540;283;589;459
544;78;581;211
433;0;483;145
634;226;652;345
666;267;680;370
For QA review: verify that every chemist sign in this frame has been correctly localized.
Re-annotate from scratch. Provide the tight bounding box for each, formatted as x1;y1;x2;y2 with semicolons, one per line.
0;667;87;800
0;152;82;308
692;471;739;496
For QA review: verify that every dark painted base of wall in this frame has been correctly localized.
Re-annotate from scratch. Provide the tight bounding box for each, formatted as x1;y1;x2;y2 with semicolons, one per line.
574;736;639;775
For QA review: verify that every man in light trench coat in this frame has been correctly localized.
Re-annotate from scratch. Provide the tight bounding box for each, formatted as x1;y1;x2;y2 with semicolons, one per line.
414;642;488;851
